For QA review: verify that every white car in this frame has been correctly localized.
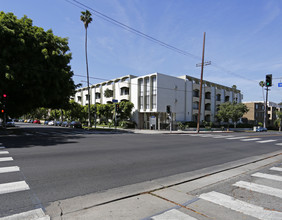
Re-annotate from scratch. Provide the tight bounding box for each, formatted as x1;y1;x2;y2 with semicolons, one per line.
48;120;55;126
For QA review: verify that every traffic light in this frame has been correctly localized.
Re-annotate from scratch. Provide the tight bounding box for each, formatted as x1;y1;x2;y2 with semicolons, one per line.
1;109;4;113
266;74;272;87
115;104;120;113
166;105;171;114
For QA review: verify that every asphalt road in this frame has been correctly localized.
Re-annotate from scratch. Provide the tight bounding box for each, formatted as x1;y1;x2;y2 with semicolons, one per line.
1;123;282;217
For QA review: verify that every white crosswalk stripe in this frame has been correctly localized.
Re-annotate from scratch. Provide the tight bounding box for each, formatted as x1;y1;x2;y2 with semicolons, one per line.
256;139;277;143
0;157;13;162
0;166;20;174
0;208;50;220
241;138;261;141
233;181;282;199
270;167;282;172
252;172;282;182
0;151;9;155
199;191;282;220
275;143;282;146
226;136;248;140
0;181;30;195
212;135;234;138
152;209;198;220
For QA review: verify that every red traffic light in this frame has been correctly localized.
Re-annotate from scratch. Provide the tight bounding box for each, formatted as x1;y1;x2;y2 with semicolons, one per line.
1;109;4;113
3;94;6;98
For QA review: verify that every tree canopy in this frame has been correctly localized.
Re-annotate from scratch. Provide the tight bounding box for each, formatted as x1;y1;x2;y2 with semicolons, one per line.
216;102;249;128
0;12;76;117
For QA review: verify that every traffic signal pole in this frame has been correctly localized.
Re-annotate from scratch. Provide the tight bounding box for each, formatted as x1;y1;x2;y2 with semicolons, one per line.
264;87;269;129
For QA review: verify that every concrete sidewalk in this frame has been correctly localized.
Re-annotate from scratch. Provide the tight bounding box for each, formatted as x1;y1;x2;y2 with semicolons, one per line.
46;150;282;220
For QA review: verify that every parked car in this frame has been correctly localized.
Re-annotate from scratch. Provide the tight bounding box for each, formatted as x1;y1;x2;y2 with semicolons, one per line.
48;120;55;126
33;120;41;124
55;121;62;126
61;121;70;127
70;121;82;128
44;120;49;125
256;127;267;132
6;119;15;127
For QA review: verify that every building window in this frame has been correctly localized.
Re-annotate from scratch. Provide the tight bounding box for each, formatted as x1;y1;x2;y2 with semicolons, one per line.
145;95;149;109
152;76;156;109
216;94;221;101
193;89;199;97
205;103;211;111
77;96;82;102
85;94;90;100
145;78;150;109
205;92;211;99
225;96;229;102
193;114;198;122
121;87;129;95
193;101;199;110
140;96;143;109
205;115;211;122
256;104;258;109
95;93;101;99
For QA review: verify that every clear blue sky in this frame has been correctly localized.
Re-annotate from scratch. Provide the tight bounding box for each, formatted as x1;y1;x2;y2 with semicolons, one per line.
2;0;282;103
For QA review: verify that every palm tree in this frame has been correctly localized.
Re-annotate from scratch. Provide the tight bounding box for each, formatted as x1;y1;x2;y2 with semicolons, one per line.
80;10;92;127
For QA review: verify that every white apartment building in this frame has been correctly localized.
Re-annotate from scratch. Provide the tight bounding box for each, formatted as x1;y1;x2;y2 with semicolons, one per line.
74;73;243;129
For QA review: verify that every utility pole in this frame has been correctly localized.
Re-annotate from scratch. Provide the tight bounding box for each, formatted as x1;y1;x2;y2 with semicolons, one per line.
196;32;211;133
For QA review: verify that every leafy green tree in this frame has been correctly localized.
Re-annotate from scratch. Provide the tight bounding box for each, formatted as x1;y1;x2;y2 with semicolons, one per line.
119;101;134;120
104;89;113;98
50;109;61;120
65;100;84;121
216;102;232;129
0;12;76;117
230;102;249;128
217;102;249;129
80;10;92;127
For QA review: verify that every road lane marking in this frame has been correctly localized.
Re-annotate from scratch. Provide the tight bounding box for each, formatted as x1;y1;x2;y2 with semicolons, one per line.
0;181;30;194
0;208;50;220
233;181;282;199
226;136;248;140
0;146;6;149
212;135;234;138
0;157;13;162
252;172;282;182
0;166;20;174
152;209;198;220
199;191;282;220
0;151;9;154
270;167;282;172
241;138;261;141
256;139;277;143
275;143;282;146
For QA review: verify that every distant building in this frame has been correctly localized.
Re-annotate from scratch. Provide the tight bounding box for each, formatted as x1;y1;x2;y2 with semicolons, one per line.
74;73;243;129
243;101;282;127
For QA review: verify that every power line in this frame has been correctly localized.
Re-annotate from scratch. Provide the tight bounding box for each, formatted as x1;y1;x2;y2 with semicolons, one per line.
65;0;201;60
65;0;260;85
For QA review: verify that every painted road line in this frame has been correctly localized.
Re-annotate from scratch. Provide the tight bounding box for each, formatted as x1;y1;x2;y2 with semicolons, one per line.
233;181;282;199
226;136;248;140
0;208;50;220
256;139;277;144
0;181;30;195
241;138;261;142
0;146;6;149
270;167;282;172
212;135;234;138
252;172;282;182
0;166;20;174
0;157;13;162
199;191;282;220
275;143;282;146
0;151;9;154
152;209;198;220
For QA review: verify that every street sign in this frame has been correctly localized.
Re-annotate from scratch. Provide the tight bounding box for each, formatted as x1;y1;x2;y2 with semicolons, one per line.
278;83;282;87
112;99;118;103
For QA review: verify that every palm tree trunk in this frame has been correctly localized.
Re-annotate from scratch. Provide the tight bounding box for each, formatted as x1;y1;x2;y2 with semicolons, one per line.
85;27;91;127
